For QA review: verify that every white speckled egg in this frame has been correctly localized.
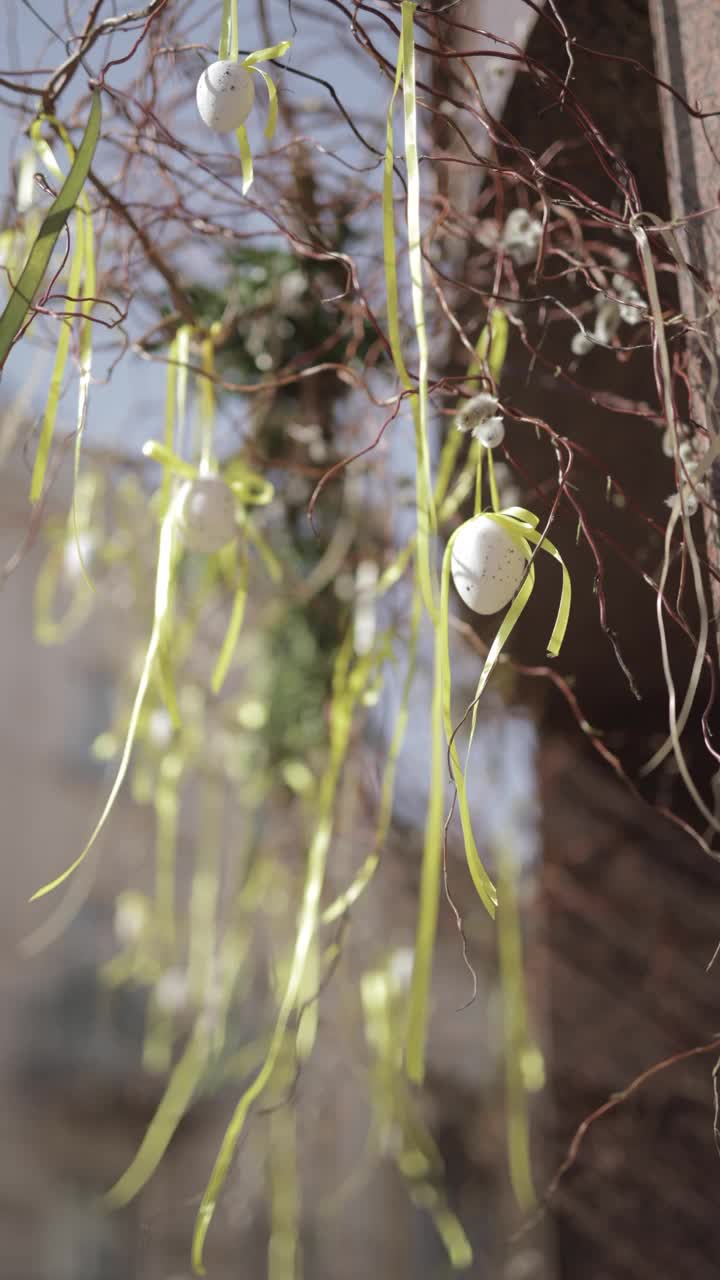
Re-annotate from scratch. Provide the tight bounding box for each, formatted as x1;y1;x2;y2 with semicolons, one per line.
196;61;255;133
176;476;236;553
450;515;527;615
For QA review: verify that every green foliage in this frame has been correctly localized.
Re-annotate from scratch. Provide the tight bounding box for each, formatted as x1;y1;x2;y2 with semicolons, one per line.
0;92;101;372
170;241;378;394
265;603;339;760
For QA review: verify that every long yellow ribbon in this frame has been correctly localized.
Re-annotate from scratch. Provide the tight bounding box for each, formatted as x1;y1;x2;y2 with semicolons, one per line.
439;506;571;910
29;114;97;503
31;496;181;900
233;42;292;193
191;629;391;1272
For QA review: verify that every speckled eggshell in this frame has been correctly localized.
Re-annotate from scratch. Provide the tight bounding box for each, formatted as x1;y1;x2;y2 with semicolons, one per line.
450;515;526;615
177;476;237;553
196;61;255;133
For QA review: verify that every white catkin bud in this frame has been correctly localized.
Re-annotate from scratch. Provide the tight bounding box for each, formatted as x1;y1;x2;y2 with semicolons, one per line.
571;330;593;357
148;708;174;749
593;300;621;345
287;422;321;444
666;490;700;517
196;61;255;133
501;208;542;266
353;560;379;656
389;947;415;992
308;438;328;463
333;571;355;602
619;298;644;326
501;484;522;509
661;429;675;458
610;272;645;325
454;391;498;434
472;415;506;449
114;894;147;945
155;968;188;1015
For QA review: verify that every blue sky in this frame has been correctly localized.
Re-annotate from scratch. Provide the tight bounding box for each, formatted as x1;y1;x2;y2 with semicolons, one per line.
0;0;394;457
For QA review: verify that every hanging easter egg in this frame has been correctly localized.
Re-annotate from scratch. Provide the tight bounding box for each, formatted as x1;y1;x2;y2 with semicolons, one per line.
450;515;527;615
196;61;255;133
176;476;237;553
